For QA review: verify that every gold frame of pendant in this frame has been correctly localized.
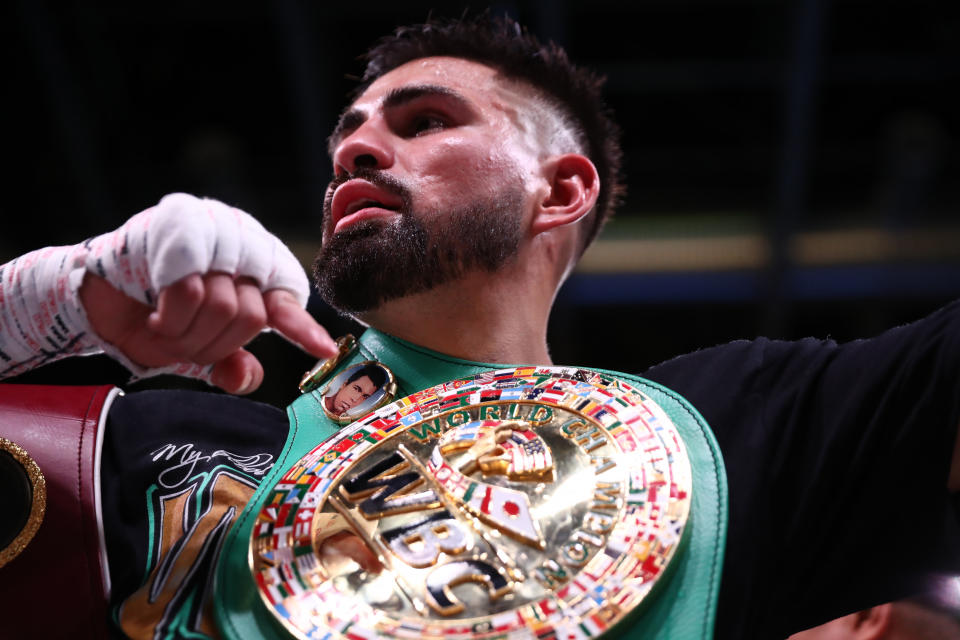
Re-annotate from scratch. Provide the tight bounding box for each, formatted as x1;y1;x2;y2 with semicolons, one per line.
299;335;357;394
0;438;47;568
319;360;398;425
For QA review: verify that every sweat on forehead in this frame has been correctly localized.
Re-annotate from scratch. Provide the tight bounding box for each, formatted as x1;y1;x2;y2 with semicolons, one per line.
327;57;584;158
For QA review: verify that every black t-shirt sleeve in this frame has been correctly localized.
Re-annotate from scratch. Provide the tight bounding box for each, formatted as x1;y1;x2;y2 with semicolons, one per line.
99;390;288;638
645;301;960;638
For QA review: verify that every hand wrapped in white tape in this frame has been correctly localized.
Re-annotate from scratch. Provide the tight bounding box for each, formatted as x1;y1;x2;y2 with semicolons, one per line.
0;194;337;393
84;193;310;309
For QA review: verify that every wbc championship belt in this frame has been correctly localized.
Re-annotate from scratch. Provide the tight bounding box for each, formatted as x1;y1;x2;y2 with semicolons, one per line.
245;367;696;639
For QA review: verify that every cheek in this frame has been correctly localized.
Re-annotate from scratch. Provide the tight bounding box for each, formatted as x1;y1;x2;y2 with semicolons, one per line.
433;138;505;172
413;138;521;199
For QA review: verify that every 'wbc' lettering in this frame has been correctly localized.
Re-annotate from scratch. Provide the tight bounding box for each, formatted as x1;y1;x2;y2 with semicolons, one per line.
339;449;515;615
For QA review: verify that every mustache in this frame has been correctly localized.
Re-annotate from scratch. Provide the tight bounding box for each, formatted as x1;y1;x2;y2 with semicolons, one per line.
323;169;413;223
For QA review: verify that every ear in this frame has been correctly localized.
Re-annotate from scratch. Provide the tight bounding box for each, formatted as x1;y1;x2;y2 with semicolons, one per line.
852;604;893;639
530;154;600;236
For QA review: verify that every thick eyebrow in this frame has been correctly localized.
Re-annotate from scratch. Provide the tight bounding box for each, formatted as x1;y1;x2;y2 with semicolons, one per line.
382;84;470;110
327;84;473;155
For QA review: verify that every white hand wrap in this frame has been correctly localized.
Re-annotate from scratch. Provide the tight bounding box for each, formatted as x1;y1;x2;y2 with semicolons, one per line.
0;244;97;378
0;193;311;382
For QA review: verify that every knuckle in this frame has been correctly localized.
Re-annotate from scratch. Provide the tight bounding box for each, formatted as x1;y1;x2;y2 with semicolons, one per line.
212;299;239;319
177;278;205;306
265;289;294;314
238;305;268;331
204;291;238;318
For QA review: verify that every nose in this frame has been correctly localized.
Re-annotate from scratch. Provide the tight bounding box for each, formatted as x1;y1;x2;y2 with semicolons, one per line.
333;120;395;176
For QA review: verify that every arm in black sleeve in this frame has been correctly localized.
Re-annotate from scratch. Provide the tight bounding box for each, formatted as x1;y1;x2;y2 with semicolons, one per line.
99;390;288;639
646;300;960;639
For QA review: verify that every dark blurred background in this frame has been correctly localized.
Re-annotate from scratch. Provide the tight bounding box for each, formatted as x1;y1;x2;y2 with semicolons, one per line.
4;0;959;407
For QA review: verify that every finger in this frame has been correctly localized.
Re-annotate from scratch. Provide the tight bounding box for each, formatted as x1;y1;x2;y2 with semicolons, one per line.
210;348;264;395
264;289;339;358
148;274;205;336
193;278;267;364
320;531;383;574
166;272;239;362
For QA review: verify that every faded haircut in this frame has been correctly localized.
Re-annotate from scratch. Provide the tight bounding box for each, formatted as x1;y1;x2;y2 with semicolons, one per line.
356;13;624;255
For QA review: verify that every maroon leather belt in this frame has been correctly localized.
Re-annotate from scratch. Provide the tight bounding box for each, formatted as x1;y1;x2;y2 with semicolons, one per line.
0;384;117;639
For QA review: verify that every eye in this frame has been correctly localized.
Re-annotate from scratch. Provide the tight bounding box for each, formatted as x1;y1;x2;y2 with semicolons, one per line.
410;114;447;136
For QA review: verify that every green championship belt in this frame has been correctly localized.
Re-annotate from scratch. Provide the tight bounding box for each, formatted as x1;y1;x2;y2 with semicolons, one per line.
214;330;727;639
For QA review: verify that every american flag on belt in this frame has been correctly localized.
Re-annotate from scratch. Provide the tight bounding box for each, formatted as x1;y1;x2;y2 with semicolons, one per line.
475;370;497;385
538;384;567;403
502;429;552;475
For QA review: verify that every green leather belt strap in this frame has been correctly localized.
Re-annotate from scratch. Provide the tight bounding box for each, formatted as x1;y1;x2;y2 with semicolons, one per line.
214;329;728;639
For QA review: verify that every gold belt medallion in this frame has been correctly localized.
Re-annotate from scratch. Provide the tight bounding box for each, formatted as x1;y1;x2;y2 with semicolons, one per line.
251;366;693;639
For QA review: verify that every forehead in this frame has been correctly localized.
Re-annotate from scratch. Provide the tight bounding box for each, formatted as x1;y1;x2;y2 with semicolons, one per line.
354;56;504;108
329;56;557;158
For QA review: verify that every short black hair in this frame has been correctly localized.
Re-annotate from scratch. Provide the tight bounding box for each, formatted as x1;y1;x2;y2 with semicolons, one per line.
346;364;387;389
357;13;624;255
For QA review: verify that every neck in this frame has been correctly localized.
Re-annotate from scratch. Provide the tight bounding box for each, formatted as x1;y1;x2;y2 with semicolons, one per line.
358;268;554;365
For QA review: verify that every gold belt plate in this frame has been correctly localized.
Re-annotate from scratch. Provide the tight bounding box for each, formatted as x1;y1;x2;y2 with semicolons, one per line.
251;366;693;639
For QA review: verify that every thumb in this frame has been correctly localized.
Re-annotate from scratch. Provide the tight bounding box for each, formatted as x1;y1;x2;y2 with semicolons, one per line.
210;348;264;395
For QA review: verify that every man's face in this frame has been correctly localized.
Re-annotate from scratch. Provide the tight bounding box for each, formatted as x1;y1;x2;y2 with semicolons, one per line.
331;375;376;414
314;57;543;313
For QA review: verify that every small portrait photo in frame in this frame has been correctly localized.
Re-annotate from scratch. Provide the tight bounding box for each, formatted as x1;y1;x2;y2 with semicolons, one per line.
320;361;396;424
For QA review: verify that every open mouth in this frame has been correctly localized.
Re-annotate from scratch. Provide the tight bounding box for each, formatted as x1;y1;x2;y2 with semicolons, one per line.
344;198;391;217
331;180;404;233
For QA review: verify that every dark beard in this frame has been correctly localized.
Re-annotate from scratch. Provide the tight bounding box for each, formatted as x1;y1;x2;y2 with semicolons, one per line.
313;173;524;313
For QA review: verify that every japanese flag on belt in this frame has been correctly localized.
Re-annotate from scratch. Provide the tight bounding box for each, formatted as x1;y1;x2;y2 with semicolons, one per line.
466;483;540;545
